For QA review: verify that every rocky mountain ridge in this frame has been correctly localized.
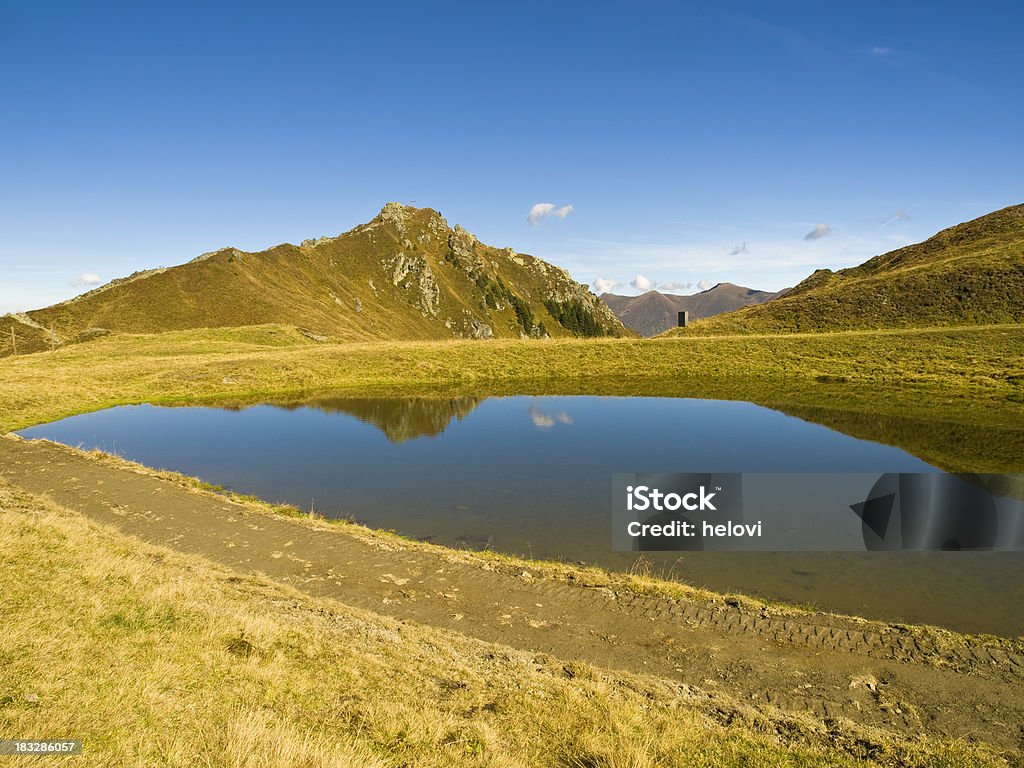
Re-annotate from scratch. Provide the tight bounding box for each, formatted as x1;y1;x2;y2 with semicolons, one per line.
1;203;627;356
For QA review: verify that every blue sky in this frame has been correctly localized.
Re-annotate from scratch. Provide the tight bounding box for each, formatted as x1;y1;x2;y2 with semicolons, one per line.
1;1;1021;312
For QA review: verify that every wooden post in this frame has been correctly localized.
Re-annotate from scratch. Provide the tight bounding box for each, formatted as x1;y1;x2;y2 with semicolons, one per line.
9;326;16;356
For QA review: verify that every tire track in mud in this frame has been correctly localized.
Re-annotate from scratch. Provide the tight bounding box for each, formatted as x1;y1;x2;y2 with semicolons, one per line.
608;589;1024;680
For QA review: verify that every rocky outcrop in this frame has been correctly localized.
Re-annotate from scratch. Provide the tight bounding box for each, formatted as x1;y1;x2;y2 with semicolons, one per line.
468;318;493;339
390;253;441;317
379;201;411;237
446;226;488;278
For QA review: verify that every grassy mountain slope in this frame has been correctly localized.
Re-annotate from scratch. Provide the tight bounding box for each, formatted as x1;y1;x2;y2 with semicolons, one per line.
673;204;1024;334
0;204;626;357
602;283;780;336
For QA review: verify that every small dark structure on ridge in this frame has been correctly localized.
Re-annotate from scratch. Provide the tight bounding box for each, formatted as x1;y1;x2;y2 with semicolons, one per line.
677;311;689;327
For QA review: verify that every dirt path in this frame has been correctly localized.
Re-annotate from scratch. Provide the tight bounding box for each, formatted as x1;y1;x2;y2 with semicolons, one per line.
2;434;1022;753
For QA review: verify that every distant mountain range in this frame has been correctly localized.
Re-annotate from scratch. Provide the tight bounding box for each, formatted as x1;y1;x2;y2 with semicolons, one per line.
1;203;627;356
601;283;782;337
673;204;1024;335
5;203;1021;356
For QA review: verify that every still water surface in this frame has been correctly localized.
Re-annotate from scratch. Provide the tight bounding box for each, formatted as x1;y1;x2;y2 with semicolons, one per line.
19;396;1024;636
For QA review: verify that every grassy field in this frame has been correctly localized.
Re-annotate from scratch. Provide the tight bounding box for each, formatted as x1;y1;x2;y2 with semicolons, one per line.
2;323;1022;472
2;479;1012;768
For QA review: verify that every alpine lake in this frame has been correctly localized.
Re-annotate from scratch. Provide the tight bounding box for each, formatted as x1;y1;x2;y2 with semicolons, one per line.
18;393;1024;637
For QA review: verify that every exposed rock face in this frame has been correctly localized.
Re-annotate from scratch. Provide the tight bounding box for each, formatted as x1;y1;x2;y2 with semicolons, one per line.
300;328;329;342
10;312;48;332
390;253;440;317
417;266;440;317
427;210;449;235
378;201;410;236
447;227;488;278
390;253;418;286
468;318;493;339
301;236;335;249
541;276;625;333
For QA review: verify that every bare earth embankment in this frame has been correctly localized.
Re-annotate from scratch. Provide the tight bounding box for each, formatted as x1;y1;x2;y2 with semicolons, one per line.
2;434;1022;766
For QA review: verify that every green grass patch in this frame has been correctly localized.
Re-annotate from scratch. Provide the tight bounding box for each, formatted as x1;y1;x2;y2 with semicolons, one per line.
2;324;1022;473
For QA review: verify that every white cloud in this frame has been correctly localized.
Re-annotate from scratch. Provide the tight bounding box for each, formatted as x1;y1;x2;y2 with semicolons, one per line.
70;273;102;287
528;202;573;224
591;277;622;295
529;405;573;429
697;280;713;290
630;274;654;292
659;281;692;292
871;46;892;55
528;203;555;223
530;406;555;429
803;223;831;241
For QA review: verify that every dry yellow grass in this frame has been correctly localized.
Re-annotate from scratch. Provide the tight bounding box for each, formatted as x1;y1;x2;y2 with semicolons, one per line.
1;479;1008;767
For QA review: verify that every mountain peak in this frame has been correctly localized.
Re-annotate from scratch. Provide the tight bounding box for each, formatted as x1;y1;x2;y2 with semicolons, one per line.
3;203;628;356
374;201;451;240
380;200;416;215
601;283;781;337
